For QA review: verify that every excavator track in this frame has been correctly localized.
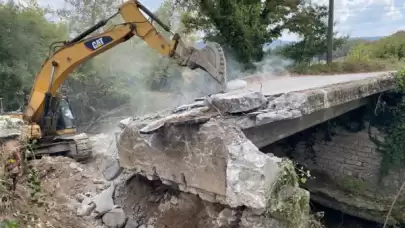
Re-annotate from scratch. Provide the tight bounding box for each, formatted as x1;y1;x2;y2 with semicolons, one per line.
68;133;93;162
29;133;93;162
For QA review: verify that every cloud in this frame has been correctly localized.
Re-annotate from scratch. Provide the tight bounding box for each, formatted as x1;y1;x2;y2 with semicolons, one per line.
282;0;405;41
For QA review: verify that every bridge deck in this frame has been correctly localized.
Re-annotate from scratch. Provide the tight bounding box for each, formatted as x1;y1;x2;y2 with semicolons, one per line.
116;71;396;211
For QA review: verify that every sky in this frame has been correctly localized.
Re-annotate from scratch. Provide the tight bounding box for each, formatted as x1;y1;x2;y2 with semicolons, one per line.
37;0;405;41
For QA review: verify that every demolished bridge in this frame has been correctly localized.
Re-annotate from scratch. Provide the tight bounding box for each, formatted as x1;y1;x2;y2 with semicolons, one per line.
116;71;395;225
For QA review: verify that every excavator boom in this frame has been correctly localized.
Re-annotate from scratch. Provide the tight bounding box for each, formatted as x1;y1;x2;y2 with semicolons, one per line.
24;0;227;125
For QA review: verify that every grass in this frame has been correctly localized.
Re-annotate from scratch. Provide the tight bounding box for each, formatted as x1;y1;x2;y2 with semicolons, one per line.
292;58;405;75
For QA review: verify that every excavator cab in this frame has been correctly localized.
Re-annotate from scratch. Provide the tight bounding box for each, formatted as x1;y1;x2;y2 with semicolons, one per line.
56;96;76;133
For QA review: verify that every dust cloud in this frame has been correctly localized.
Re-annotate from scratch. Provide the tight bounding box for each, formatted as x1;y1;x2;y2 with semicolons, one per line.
97;40;294;119
89;14;294;134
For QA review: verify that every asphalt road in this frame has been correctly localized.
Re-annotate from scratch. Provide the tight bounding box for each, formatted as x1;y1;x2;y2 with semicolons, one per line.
244;71;394;95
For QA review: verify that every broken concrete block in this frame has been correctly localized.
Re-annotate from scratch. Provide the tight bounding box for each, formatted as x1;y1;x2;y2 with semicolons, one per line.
102;207;127;228
172;101;206;113
205;90;267;114
103;159;123;181
139;107;210;133
255;109;302;125
226;139;281;209
93;184;115;216
117;118;282;209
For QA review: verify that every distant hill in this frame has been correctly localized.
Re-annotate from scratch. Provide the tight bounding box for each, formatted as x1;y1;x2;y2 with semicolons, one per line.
194;36;385;51
354;36;384;41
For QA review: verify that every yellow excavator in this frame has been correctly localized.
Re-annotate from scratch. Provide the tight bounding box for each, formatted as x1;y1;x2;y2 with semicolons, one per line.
2;0;227;161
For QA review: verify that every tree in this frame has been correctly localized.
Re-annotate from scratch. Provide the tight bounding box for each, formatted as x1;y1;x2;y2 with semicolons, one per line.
0;0;67;111
174;0;340;68
277;5;347;65
57;0;122;37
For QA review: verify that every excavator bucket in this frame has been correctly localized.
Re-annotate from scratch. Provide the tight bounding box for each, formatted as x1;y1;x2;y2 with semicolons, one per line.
174;41;228;92
189;42;227;92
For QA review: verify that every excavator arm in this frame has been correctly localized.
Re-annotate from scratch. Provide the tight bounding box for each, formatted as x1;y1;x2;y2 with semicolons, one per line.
24;0;227;130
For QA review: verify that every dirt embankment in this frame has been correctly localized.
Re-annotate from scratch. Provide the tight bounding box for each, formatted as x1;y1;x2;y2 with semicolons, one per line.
1;132;243;228
0;133;114;228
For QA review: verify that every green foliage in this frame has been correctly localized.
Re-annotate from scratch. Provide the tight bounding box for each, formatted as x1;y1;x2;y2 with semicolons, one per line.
0;1;67;111
340;176;366;195
368;70;405;177
0;220;18;228
332;38;367;60
266;159;311;228
348;31;405;61
291;30;405;74
57;0;121;36
27;165;42;204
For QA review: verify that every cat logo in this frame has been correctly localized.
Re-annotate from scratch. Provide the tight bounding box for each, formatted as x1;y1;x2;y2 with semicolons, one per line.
84;36;113;51
92;38;105;49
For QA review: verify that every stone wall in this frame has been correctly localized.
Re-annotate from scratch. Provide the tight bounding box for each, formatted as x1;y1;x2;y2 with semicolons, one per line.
295;130;381;185
288;127;405;197
264;122;405;224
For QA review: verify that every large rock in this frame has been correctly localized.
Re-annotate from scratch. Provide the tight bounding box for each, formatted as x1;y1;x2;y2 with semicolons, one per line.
103;159;123;181
77;202;96;216
102;207;127;228
205;90;267;114
92;184;115;216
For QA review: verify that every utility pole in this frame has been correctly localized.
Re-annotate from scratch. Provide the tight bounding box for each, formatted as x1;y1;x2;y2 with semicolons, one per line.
0;98;3;114
327;0;334;64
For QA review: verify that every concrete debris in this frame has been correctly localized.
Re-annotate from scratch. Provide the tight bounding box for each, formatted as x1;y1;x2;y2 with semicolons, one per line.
92;184;116;216
102;207;127;228
226;133;281;209
124;219;139;228
205;90;267;114
119;117;132;128
139;107;210;133
77;202;96;217
267;92;308;112
0;116;23;138
75;193;87;203
69;162;84;172
216;208;238;227
255;109;302;124
93;179;107;185
172;101;206;113
103;159;123;181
